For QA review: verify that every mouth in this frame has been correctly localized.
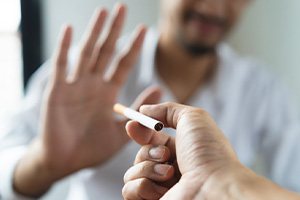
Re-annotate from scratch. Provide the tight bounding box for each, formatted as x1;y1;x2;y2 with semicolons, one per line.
184;11;226;35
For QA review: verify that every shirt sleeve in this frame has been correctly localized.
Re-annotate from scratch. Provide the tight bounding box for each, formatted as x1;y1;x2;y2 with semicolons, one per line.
0;62;51;199
0;147;33;200
258;76;300;192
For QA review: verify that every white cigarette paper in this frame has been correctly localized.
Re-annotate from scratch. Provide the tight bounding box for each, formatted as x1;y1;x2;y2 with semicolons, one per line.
114;103;164;131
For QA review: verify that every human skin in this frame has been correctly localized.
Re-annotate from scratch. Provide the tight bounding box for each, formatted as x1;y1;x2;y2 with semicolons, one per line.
12;0;258;198
13;4;162;197
122;102;300;200
156;0;251;103
159;0;250;49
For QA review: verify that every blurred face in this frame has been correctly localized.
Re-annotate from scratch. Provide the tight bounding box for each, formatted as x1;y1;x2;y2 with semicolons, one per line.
160;0;250;55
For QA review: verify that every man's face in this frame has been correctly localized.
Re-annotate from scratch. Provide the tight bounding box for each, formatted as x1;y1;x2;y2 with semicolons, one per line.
161;0;250;54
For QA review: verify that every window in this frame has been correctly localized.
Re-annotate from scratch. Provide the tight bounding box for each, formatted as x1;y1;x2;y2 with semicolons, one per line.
0;0;22;119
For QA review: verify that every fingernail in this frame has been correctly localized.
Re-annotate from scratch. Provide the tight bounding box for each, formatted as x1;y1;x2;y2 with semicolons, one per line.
149;147;165;159
154;164;172;176
139;105;146;112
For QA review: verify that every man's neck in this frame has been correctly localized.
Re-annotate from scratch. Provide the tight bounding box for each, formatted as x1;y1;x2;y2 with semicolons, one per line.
155;31;218;103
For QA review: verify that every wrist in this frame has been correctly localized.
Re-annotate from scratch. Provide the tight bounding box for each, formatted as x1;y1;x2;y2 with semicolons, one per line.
231;170;300;200
201;162;293;200
13;141;62;197
200;162;256;200
180;163;300;200
175;163;247;200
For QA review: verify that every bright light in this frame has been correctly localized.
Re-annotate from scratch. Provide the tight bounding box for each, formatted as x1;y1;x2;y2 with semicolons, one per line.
0;0;22;121
0;0;21;32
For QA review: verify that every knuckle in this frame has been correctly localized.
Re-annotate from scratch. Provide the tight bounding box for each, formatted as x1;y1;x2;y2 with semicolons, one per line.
135;146;149;164
122;184;130;198
138;161;153;174
138;178;151;191
164;102;177;107
180;106;208;118
118;56;129;68
80;46;92;58
162;102;170;107
101;43;114;55
141;144;153;152
194;108;209;116
140;145;153;157
123;169;131;183
124;161;154;183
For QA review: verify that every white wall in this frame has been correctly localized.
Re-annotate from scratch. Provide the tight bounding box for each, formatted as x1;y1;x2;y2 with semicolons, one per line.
42;0;159;59
228;0;300;101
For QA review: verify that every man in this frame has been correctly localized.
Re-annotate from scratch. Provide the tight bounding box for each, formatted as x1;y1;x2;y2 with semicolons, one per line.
0;0;300;199
122;102;300;200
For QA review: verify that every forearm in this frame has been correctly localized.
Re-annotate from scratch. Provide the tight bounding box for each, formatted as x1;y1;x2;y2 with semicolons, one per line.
230;173;300;200
205;166;300;200
13;142;61;198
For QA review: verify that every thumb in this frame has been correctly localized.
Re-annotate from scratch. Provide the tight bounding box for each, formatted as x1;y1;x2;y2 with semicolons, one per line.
130;86;162;110
139;102;193;129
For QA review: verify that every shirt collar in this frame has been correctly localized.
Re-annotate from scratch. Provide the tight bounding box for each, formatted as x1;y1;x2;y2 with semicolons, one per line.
136;29;238;102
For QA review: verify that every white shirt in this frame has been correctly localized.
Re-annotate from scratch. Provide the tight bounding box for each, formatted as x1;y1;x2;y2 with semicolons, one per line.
1;28;300;200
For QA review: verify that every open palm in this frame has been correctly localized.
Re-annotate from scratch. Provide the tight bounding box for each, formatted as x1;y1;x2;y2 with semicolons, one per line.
39;5;160;176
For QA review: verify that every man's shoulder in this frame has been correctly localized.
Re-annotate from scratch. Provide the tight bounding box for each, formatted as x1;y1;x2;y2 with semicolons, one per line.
218;43;277;86
217;44;298;117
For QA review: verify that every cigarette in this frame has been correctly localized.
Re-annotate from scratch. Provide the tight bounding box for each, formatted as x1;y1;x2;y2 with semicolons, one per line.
113;103;164;132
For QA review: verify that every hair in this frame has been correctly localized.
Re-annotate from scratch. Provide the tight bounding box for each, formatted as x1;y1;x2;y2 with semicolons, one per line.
176;32;215;56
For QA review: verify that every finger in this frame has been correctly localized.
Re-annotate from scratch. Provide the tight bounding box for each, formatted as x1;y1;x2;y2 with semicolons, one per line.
95;3;126;73
131;86;162;110
126;121;175;158
124;161;174;184
122;178;168;200
72;8;108;78
134;145;170;164
105;25;146;86
52;25;73;83
140;102;200;129
117;86;162;132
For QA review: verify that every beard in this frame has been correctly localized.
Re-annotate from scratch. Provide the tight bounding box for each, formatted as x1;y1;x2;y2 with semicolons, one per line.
176;10;227;56
176;32;216;56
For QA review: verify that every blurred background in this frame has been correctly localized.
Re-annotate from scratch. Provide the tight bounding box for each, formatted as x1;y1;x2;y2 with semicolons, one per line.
0;0;22;120
0;0;300;199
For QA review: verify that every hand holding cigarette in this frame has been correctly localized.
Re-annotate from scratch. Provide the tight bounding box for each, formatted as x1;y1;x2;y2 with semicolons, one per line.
114;103;164;132
122;103;240;200
123;103;300;200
